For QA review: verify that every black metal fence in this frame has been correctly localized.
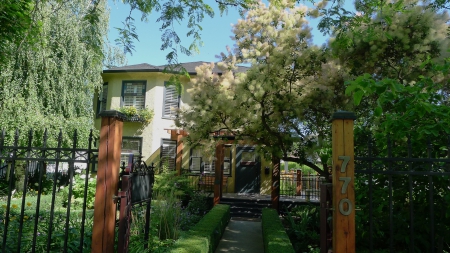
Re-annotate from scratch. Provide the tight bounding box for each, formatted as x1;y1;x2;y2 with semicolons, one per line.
354;134;450;252
0;129;98;253
280;171;322;200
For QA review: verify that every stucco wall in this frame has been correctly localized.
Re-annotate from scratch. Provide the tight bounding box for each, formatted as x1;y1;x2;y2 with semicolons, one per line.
97;72;191;164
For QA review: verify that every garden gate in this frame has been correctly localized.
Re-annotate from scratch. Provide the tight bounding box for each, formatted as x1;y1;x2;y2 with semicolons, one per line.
0;129;98;253
117;154;155;253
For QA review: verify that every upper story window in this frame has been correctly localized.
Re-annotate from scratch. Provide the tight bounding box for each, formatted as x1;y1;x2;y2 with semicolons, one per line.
97;83;108;115
122;81;146;109
162;82;180;119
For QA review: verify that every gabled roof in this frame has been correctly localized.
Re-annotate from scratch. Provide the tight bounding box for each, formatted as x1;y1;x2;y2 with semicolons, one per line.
103;61;250;75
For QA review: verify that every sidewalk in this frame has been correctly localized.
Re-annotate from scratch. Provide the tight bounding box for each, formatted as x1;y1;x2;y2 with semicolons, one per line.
215;218;264;253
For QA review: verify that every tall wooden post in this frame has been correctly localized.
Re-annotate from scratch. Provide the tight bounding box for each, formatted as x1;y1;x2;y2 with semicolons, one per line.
296;169;302;196
271;156;280;211
92;111;125;253
331;111;356;253
214;142;224;205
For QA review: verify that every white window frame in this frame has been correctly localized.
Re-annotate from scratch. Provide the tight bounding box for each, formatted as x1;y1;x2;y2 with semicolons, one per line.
122;81;146;110
162;82;180;119
121;137;142;167
161;139;177;170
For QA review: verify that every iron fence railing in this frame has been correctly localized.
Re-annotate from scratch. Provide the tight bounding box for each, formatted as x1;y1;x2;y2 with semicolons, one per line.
354;134;450;253
280;171;322;200
182;169;322;200
0;129;98;253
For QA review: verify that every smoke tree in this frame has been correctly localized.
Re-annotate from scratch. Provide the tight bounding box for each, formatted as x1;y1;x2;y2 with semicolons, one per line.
177;0;450;177
177;1;350;176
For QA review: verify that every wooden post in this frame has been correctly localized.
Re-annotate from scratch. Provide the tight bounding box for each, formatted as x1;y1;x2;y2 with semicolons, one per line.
331;111;356;253
271;156;280;211
214;142;224;205
175;132;183;176
296;169;302;196
92;111;125;253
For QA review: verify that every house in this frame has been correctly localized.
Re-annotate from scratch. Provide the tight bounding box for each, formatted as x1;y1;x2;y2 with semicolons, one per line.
94;62;273;195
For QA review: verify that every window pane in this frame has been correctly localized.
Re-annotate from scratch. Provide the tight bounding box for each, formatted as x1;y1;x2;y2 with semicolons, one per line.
163;85;179;118
121;138;141;167
161;139;176;170
122;82;146;109
241;151;256;163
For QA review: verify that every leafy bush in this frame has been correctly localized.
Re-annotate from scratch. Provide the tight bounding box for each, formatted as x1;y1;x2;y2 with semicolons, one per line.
262;208;295;253
180;192;212;231
60;171;96;209
284;204;320;252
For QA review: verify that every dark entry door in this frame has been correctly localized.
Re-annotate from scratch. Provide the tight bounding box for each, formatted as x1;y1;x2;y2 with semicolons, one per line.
235;146;260;193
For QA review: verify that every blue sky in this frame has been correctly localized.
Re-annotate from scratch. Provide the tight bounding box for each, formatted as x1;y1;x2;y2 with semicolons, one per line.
107;1;331;66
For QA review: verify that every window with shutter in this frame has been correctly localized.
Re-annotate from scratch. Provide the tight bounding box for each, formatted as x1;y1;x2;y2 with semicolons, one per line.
162;83;180;118
161;139;177;170
97;83;108;115
122;81;146;109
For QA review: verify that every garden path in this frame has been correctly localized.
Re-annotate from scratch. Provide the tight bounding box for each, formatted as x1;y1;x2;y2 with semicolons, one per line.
215;218;264;253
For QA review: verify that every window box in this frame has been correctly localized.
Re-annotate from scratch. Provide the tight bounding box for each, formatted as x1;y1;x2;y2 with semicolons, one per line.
117;106;154;124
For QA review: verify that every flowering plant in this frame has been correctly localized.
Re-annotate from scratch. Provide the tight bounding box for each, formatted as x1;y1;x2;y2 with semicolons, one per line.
117;106;154;124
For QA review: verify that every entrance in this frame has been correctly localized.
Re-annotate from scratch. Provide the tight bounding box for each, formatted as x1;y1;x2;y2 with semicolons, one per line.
235;146;260;193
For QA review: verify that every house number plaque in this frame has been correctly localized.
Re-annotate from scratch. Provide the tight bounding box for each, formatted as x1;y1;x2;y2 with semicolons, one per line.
338;156;352;216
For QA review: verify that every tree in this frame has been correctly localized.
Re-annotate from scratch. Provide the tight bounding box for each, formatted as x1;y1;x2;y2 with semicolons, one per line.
177;0;450;177
0;0;113;147
177;1;351;176
0;0;36;66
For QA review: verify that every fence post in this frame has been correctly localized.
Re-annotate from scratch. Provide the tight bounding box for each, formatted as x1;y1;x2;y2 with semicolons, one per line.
296;170;302;196
331;111;356;253
271;156;280;211
214;142;224;205
92;110;125;253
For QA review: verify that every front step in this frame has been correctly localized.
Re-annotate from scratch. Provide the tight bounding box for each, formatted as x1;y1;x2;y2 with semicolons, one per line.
220;197;271;218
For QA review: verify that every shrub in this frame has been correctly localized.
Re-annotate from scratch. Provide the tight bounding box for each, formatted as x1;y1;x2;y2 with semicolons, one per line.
284;204;320;252
262;208;295;253
168;204;230;253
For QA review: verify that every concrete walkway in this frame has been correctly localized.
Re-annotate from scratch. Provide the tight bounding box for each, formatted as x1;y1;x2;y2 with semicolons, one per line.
215;218;264;253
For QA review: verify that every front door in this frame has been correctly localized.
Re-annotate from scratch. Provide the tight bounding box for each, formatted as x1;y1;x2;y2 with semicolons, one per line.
235;146;260;193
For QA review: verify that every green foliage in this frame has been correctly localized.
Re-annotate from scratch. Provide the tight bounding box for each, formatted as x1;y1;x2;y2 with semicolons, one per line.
261;208;295;253
0;0;36;66
179;192;213;231
61;172;96;209
153;190;182;240
346;61;450;143
284;205;320;252
0;0;110;147
0;195;94;252
153;165;190;197
168;204;230;253
117;106;155;125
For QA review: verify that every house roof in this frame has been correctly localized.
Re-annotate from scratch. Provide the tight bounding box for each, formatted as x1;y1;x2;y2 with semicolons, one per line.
103;61;250;75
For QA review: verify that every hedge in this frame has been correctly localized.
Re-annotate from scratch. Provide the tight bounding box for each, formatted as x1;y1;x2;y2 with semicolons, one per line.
262;208;295;253
168;204;230;253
